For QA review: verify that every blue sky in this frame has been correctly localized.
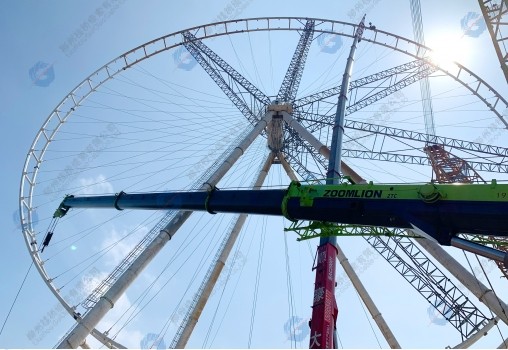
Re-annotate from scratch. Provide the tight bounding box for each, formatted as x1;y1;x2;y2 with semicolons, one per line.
2;0;508;348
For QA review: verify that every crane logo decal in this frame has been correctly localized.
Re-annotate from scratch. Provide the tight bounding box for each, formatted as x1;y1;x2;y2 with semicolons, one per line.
460;12;486;38
323;189;383;198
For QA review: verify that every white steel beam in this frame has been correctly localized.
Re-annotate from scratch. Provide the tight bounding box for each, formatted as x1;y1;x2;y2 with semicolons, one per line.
172;152;274;348
57;113;273;349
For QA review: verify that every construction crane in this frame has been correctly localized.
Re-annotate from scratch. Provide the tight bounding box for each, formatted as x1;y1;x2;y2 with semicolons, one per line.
478;0;508;84
48;14;508;348
54;181;508;257
411;0;508;279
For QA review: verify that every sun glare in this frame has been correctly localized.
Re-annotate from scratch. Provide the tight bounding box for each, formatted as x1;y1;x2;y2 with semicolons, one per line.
426;32;471;69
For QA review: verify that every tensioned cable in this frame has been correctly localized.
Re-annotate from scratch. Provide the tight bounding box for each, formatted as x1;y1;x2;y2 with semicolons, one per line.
42;145;235;197
284;221;297;349
226;32;260;95
81;91;238;155
273;162;297;349
107;211;221;338
462;251;507;347
104;72;232;107
132;65;234;101
46;211;157;269
198;148;270;347
203;149;272;346
37;138;228;193
94;130;260;326
474;254;507;347
78;98;237;149
300;26;393;98
267;30;276;95
336;330;344;349
247;214;267;348
298;32;344;97
45;213;165;289
0;261;33;337
203;214;258;348
33;89;246;202
246;29;267;94
97;74;233;105
30;211;160;300
147;214;229;347
111;144;268;342
131;65;239;117
354;288;382;348
206;213;262;347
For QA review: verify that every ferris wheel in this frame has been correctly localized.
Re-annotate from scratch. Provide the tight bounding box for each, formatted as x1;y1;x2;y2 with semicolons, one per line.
19;17;508;348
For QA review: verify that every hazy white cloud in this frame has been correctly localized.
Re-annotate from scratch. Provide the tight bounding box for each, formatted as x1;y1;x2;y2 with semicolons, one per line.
99;225;149;268
77;174;114;195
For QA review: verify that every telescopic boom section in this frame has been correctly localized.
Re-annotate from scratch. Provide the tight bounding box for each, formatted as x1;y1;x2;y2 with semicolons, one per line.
56;181;508;251
311;15;366;349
